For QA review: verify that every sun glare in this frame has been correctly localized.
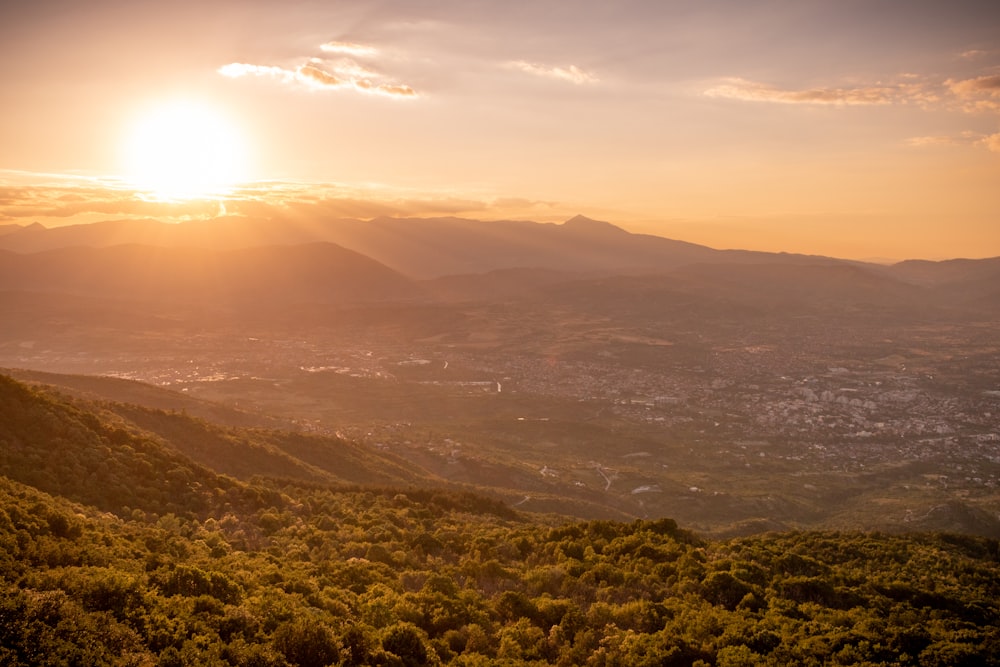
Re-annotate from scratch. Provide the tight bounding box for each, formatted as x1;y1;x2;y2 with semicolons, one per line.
123;100;248;200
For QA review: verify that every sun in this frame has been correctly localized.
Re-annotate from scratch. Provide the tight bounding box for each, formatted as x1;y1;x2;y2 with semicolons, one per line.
123;100;248;200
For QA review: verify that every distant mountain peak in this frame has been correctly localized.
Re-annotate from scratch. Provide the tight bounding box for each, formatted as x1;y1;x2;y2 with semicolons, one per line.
562;215;627;235
24;221;47;231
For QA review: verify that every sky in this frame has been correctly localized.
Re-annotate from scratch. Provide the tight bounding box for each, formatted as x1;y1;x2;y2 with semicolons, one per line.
1;0;999;260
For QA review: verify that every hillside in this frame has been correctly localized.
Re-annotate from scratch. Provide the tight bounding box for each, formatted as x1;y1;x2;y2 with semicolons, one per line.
1;373;999;665
0;242;418;305
4;367;284;429
886;257;1000;310
0;374;443;515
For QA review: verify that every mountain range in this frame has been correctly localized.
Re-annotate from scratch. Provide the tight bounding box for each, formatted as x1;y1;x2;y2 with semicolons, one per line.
1;215;998;312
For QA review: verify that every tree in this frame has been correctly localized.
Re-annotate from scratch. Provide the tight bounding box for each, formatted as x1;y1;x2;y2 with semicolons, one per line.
383;623;430;667
273;618;340;667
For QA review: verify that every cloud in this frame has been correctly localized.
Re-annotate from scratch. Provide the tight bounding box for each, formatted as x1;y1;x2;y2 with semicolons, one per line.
0;172;583;231
704;77;899;106
320;41;379;57
0;183;224;220
218;62;296;83
297;64;343;87
506;60;598;85
372;83;417;97
905;130;1000;153
219;60;417;97
905;135;960;148
320;57;378;80
982;133;1000;152
949;74;1000;94
959;49;994;61
905;132;979;148
218;42;418;98
947;74;1000;112
705;71;1000;156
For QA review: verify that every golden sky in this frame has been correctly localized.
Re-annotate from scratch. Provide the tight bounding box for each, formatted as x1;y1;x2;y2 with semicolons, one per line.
1;0;999;260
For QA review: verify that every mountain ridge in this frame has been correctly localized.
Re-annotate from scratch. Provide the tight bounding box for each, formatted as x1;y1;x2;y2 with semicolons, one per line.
3;215;995;287
0;214;860;279
1;241;997;316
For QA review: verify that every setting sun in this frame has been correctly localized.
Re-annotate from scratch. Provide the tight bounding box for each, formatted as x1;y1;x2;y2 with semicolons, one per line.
122;100;248;200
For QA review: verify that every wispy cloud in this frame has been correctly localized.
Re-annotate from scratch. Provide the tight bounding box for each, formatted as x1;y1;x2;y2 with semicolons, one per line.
904;131;981;148
320;41;379;57
707;72;1000;113
218;63;295;82
707;69;1000;156
506;60;598;85
905;130;1000;153
959;49;995;61
0;176;537;225
219;41;417;98
704;77;901;106
0;182;224;221
219;60;416;97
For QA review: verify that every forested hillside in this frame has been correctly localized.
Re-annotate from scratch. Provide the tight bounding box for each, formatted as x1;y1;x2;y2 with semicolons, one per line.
2;374;999;666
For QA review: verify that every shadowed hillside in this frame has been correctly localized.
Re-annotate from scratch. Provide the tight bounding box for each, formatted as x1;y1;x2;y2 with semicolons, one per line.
0;242;418;304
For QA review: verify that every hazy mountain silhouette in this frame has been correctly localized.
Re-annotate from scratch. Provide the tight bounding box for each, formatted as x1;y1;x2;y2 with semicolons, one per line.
884;257;1000;309
0;242;417;304
2;215;998;314
0;214;856;279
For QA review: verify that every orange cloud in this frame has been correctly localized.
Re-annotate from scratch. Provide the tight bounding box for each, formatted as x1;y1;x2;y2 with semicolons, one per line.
374;83;416;97
506;60;598;85
297;64;343;88
947;74;1000;112
0;183;224;220
0;178;501;226
218;43;418;98
948;74;1000;95
704;77;898;106
982;133;1000;152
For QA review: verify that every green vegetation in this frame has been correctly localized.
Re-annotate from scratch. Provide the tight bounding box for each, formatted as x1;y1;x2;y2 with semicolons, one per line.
2;373;999;665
